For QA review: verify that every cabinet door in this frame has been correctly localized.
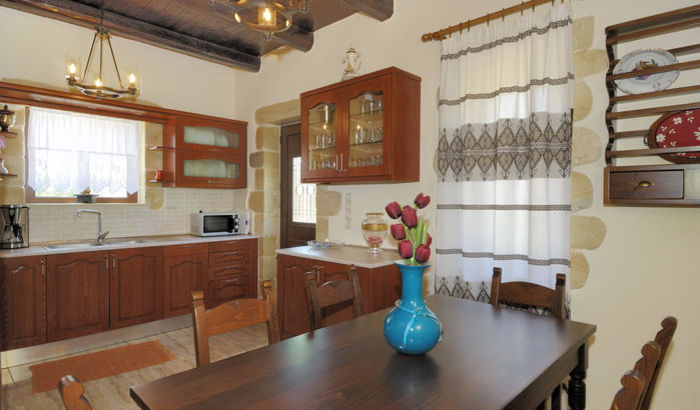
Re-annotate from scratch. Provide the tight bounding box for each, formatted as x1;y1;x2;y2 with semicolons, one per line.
277;254;315;339
47;252;109;342
0;256;46;349
301;90;344;181
109;247;164;329
176;116;246;155
163;247;208;318
343;75;392;178
175;149;246;189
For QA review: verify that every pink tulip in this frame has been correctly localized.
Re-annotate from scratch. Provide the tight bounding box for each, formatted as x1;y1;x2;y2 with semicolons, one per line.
415;244;431;263
390;224;406;240
401;205;417;228
414;193;431;209
385;201;402;219
398;240;413;259
425;233;432;247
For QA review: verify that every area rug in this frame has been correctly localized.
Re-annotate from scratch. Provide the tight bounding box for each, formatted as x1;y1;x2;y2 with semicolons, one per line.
29;340;176;393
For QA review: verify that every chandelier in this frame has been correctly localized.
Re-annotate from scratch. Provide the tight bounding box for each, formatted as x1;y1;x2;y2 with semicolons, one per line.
66;25;137;99
212;0;309;40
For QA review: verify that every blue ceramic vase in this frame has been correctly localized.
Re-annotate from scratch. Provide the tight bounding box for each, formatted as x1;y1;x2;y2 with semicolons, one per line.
383;262;442;355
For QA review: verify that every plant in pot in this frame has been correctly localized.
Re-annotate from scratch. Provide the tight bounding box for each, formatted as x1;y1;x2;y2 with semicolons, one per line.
383;193;442;355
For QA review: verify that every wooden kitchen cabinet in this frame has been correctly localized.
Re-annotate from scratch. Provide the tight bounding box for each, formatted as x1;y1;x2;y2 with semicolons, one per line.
163;244;208;318
109;247;164;329
276;253;401;340
0;256;46;350
300;67;421;183
47;252;110;342
206;238;257;307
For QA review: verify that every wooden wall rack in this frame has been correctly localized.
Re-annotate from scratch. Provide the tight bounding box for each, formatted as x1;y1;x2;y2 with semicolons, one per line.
604;5;700;207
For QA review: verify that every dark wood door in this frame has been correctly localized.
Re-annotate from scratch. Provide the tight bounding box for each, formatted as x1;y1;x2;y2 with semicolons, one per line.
47;252;110;342
163;245;208;318
0;256;47;349
109;247;164;329
281;123;315;248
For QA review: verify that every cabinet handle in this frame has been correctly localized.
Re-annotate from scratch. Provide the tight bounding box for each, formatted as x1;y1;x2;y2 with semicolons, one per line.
223;252;240;256
340;153;345;172
634;180;655;189
105;256;109;270
223;265;241;270
208;180;222;184
225;278;244;283
112;256;116;269
40;260;45;278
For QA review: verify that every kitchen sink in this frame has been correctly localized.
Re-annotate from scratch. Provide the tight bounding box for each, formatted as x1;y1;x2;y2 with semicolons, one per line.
42;242;104;249
41;237;154;249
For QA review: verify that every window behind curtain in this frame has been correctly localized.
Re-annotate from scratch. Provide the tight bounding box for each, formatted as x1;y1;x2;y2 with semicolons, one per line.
26;107;140;202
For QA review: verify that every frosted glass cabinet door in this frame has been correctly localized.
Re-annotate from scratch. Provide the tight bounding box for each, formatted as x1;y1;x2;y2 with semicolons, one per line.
176;117;246;154
176;150;246;188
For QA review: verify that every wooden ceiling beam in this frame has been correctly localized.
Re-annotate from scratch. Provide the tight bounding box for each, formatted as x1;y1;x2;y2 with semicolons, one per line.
0;0;261;71
338;0;393;21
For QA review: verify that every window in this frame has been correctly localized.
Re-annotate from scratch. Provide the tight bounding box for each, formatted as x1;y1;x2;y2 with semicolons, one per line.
26;107;141;203
291;157;316;223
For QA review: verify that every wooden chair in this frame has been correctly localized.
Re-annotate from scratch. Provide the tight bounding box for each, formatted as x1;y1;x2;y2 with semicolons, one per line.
639;316;677;410
490;267;566;410
58;375;92;410
304;265;364;331
191;280;280;367
490;267;566;320
611;341;662;410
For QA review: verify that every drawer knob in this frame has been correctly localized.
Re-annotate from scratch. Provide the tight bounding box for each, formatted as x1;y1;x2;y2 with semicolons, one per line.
634;180;655;189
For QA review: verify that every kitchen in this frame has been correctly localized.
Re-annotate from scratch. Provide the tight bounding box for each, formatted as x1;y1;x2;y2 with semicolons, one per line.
1;0;699;408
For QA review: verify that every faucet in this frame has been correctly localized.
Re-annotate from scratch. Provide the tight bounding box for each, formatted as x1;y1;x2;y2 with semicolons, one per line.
76;209;110;244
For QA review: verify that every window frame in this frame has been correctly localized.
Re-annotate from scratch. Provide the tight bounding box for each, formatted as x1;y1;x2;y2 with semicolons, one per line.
23;107;140;204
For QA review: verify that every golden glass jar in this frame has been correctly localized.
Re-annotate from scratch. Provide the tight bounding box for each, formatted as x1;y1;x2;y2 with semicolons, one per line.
361;212;388;253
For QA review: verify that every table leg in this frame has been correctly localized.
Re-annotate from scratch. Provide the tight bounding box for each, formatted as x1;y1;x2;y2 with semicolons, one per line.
568;344;588;410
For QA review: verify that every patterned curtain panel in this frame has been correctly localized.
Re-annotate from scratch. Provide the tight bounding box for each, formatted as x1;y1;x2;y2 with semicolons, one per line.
434;3;573;305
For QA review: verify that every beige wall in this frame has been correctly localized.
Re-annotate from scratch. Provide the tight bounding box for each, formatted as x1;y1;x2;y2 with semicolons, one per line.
233;0;700;408
0;7;246;241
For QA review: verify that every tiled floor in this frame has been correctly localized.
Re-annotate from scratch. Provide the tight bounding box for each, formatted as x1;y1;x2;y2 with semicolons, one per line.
1;324;268;409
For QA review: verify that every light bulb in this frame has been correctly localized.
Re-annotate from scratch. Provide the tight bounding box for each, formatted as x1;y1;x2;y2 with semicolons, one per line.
95;78;103;87
262;7;272;23
68;63;76;74
128;73;136;84
322;123;328;130
234;12;241;23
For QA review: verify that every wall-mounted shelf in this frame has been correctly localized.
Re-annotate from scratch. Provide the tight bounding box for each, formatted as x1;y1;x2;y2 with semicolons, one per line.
0;131;17;138
148;145;175;151
604;4;700;207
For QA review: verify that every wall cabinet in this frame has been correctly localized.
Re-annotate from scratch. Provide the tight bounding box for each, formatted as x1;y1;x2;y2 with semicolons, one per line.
0;256;46;350
109;247;164;329
163;115;248;189
163;244;209;318
0;237;258;350
276;253;401;340
300;67;421;183
47;252;110;342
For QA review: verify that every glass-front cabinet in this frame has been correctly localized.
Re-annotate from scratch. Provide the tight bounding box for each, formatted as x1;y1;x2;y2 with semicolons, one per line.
300;67;420;183
164;115;247;188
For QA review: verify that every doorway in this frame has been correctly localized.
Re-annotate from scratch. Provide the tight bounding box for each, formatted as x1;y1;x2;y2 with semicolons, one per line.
280;123;316;248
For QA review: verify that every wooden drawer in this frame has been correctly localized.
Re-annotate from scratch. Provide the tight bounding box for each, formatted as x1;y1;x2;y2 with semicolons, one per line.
208;239;254;253
206;275;252;307
209;249;249;267
163;243;208;257
609;170;684;199
209;263;249;279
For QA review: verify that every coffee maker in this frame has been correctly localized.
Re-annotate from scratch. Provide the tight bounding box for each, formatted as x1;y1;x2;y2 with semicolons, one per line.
1;205;29;249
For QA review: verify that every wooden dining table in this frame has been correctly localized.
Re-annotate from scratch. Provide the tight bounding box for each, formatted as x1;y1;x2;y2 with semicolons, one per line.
130;295;596;409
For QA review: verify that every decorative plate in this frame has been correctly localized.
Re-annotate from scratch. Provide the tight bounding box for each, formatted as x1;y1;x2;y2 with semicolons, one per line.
647;109;700;164
613;49;679;94
307;240;344;249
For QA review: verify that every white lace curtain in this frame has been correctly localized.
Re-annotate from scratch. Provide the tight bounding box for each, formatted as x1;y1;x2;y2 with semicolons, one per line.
434;3;574;302
27;107;140;196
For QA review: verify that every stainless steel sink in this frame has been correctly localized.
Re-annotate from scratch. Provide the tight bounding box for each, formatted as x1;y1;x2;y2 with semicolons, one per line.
41;237;154;249
103;238;149;244
42;242;104;249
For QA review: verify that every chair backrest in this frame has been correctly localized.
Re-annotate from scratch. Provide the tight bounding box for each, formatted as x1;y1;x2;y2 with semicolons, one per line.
611;341;662;410
490;267;566;319
639;316;678;410
58;375;92;410
191;280;280;367
304;265;364;331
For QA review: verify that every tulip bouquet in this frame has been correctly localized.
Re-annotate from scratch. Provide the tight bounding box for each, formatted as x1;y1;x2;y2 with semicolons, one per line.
385;193;432;265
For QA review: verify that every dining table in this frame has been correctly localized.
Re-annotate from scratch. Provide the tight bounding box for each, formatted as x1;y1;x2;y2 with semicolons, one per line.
130;295;596;409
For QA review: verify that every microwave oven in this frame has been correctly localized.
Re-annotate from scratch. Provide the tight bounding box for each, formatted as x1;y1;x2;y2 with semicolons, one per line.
191;211;250;236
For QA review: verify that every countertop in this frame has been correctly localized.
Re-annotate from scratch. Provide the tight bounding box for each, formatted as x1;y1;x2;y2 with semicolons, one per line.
276;245;400;269
0;234;259;258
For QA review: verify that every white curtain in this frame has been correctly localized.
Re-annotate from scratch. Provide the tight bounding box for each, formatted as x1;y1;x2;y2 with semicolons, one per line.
434;3;573;304
27;107;140;196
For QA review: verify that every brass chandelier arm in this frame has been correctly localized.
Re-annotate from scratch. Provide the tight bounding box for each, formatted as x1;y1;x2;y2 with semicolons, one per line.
82;30;99;81
106;34;126;90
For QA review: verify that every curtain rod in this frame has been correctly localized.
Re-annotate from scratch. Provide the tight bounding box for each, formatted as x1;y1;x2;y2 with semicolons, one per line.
421;0;565;42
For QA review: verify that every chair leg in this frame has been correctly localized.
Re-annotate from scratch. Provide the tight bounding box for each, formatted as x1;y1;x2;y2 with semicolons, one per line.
551;384;561;410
